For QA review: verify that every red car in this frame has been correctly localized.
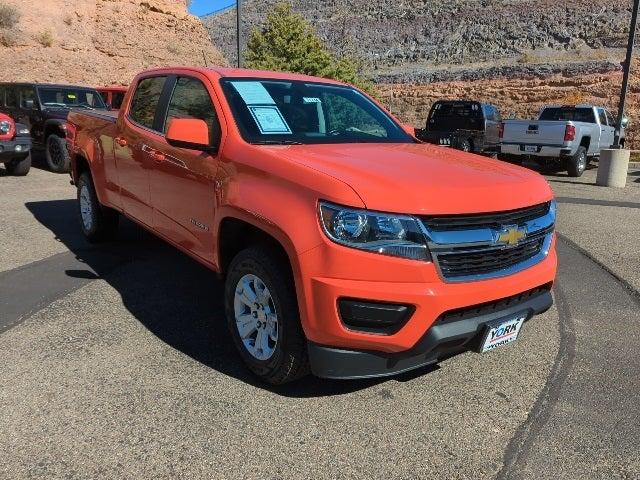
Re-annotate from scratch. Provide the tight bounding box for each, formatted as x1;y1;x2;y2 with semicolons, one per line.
96;86;128;110
69;67;557;384
0;112;32;175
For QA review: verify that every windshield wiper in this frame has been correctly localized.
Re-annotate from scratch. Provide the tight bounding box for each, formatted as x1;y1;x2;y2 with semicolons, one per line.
251;140;303;145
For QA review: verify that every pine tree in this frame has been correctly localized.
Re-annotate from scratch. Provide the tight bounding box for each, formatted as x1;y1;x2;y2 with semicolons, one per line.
244;2;374;94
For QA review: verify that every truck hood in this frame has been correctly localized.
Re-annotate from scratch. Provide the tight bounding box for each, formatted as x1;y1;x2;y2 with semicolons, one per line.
274;143;553;214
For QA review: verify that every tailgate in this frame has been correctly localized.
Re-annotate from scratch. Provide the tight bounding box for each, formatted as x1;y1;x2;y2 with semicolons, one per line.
502;120;568;146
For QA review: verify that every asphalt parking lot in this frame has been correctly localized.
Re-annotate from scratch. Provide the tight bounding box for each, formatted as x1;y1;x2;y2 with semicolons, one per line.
1;160;639;479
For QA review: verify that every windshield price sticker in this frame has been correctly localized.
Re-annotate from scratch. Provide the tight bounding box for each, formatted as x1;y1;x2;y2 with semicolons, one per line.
231;81;276;105
303;97;321;104
248;106;292;135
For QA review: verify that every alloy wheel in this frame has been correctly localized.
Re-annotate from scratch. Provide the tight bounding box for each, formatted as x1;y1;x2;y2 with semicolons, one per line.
233;273;278;361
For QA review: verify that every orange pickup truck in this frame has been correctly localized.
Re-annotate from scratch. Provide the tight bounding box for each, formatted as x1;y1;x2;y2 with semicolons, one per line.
68;67;557;384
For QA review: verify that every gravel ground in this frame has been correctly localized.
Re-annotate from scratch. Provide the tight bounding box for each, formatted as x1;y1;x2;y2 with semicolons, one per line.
1;159;639;479
0;164;75;273
547;166;640;292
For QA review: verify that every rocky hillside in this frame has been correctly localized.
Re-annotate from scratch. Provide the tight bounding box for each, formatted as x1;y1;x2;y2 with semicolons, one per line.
204;0;630;78
0;0;226;86
204;1;637;146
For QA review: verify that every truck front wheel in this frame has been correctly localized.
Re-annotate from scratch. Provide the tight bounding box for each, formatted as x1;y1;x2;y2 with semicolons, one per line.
225;245;309;384
567;146;587;177
46;134;71;173
77;172;119;242
4;153;31;176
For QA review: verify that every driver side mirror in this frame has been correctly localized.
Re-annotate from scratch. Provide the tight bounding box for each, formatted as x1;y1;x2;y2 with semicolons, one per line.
166;118;213;152
622;116;630;128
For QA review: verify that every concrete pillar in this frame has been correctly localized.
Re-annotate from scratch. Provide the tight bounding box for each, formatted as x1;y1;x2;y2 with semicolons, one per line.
596;149;630;188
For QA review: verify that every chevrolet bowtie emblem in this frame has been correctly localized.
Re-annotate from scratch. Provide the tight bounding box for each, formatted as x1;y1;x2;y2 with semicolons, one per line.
496;226;527;246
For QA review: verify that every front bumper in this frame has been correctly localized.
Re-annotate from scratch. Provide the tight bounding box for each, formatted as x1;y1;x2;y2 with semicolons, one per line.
308;287;553;379
0;138;31;163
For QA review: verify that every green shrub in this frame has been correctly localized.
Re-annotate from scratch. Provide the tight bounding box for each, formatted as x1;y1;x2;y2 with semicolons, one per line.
0;3;20;29
35;29;54;47
0;28;17;47
245;2;374;94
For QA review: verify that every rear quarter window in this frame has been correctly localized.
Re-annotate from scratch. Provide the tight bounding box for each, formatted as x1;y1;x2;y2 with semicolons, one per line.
129;77;167;130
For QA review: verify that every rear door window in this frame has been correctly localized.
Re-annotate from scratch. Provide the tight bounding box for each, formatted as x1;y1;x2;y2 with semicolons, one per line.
111;91;125;109
605;110;616;127
164;76;219;144
597;108;607;125
20;86;36;109
129;76;167;131
539;107;596;123
5;86;18;108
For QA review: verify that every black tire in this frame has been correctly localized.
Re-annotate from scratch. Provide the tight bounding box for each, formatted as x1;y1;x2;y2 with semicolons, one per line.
225;245;309;384
45;134;70;173
457;138;472;153
77;172;119;242
567;146;587;177
5;153;31;176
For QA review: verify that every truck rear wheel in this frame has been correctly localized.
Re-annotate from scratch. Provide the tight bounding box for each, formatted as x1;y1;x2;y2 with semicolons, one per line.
567;146;587;177
225;245;309;384
4;153;31;176
458;138;471;153
77;172;119;242
46;134;71;173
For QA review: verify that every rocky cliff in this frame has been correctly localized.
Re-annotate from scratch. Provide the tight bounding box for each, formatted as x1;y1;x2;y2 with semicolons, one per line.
203;0;630;79
0;0;226;86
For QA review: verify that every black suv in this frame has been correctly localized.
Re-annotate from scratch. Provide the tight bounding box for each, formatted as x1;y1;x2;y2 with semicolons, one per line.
0;83;108;172
415;100;502;156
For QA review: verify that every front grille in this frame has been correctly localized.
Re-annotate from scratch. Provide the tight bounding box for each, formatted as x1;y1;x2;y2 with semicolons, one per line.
421;202;551;231
436;283;553;325
437;237;545;278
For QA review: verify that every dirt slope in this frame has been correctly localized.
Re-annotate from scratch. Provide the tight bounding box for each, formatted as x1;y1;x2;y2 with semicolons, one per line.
380;69;640;147
0;0;226;87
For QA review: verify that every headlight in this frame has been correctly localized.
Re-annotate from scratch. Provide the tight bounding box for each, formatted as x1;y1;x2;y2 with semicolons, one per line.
0;121;11;134
319;202;430;261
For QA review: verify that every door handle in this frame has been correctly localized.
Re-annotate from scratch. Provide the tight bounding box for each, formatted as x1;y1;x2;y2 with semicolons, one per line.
115;137;127;147
151;151;166;163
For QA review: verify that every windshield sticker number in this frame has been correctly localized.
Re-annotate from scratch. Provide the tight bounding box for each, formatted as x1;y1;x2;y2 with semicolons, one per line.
67;93;77;99
303;97;321;104
231;81;276;105
248;106;292;135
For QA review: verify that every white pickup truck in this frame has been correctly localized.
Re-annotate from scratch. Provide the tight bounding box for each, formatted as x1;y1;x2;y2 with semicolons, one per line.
499;105;624;177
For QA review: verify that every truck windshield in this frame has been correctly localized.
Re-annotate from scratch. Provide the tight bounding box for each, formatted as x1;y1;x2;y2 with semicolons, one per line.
427;102;483;132
539;107;595;123
37;87;106;109
220;79;413;145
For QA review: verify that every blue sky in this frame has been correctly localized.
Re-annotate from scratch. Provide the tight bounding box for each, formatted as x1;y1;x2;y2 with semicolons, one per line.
188;0;235;16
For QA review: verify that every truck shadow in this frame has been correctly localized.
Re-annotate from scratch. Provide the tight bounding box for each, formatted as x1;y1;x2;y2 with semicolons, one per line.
25;199;435;398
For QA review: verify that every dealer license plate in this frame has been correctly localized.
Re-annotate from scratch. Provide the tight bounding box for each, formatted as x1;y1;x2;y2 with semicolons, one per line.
524;145;538;153
480;314;527;353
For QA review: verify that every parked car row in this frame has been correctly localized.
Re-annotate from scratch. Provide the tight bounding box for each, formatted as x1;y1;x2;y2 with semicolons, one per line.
64;66;557;384
0;82;127;176
415;101;625;177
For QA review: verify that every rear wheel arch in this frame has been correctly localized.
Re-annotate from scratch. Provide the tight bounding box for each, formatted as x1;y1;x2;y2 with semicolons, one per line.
579;136;591;150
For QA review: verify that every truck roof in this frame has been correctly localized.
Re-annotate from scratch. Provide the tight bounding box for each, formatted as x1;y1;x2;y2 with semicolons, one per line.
138;66;346;86
0;82;98;90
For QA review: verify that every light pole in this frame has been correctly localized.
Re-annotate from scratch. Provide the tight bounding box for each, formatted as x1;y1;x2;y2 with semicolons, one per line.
613;0;639;148
236;0;243;68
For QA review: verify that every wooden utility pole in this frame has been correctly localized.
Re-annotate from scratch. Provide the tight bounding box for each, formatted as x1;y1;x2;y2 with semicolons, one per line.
614;0;639;148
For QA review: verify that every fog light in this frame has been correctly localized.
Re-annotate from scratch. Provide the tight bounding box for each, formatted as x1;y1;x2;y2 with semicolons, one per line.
15;145;23;152
338;298;415;335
